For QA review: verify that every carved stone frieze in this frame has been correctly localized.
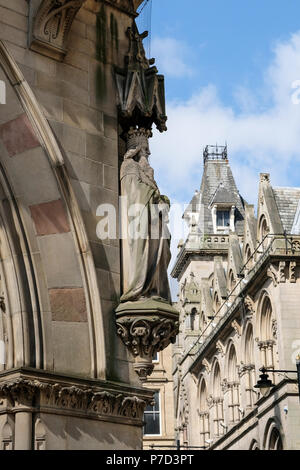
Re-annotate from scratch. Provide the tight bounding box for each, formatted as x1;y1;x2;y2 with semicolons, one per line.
29;0;86;61
116;300;179;381
0;378;149;421
0;379;37;407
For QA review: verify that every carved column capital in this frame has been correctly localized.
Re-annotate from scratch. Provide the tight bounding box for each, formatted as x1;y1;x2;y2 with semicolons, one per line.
0;379;37;407
0;377;151;421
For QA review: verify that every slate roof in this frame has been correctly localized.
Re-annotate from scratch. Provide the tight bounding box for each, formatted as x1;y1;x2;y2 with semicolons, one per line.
211;185;235;205
184;191;200;218
273;187;300;233
198;159;245;234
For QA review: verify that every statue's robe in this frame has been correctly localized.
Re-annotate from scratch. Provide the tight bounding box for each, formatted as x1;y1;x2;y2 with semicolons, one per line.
120;158;171;303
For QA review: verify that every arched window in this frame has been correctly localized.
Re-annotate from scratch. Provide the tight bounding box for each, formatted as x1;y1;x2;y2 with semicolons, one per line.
249;439;260;450
227;344;240;424
259;215;270;250
214;293;221;316
264;421;283;450
245;244;254;270
268;428;283;450
34;418;46;450
244;324;256;409
259;296;276;371
190;308;197;331
228;270;236;292
212;361;224;437
199;378;210;447
1;421;13;450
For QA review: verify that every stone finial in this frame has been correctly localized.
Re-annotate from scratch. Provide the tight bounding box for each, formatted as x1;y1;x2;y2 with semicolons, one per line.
260;173;270;184
115;22;167;133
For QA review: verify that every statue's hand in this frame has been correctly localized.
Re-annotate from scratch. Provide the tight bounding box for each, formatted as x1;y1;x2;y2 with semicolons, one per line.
124;146;141;160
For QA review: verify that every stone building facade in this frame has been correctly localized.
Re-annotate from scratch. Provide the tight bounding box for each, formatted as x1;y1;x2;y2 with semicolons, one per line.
0;0;178;450
142;346;176;450
172;146;300;450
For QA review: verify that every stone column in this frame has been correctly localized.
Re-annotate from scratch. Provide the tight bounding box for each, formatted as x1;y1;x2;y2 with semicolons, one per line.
14;410;32;450
0;379;35;450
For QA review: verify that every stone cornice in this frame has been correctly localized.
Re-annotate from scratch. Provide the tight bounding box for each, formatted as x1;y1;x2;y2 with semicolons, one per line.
171;247;229;280
0;369;153;423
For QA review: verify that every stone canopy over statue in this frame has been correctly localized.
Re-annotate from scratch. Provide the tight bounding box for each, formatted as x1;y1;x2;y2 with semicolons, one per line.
120;127;171;303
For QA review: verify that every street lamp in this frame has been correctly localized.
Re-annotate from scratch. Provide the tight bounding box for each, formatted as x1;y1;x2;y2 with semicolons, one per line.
254;357;300;402
254;369;274;397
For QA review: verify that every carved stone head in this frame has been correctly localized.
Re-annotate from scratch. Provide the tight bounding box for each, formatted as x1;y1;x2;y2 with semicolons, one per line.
126;127;152;155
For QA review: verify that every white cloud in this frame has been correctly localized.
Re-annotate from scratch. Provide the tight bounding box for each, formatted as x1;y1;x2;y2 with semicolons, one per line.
150;31;300;212
151;36;194;78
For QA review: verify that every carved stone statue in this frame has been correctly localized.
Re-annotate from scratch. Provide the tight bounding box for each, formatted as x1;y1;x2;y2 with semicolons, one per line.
115;24;178;381
120;127;171;303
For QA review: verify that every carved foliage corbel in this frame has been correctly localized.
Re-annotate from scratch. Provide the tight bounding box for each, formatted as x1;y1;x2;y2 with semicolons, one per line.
279;261;286;283
289;261;297;283
243;295;255;316
266;264;278;287
30;0;85;61
231;319;242;337
202;358;211;374
216;340;225;357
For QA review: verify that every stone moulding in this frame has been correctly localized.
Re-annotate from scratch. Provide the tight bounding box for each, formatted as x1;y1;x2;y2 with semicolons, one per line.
116;299;179;381
29;0;86;61
0;374;152;423
0;39;107;379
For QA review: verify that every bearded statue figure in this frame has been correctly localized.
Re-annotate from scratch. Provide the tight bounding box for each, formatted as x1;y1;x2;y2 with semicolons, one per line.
120;127;171;303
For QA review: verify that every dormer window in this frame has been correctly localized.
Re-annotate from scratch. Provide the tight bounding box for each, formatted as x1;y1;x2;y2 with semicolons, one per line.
217;210;230;228
212;204;235;233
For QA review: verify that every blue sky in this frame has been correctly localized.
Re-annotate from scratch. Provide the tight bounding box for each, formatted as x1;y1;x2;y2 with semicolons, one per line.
136;0;300;209
150;0;300;107
137;1;300;297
